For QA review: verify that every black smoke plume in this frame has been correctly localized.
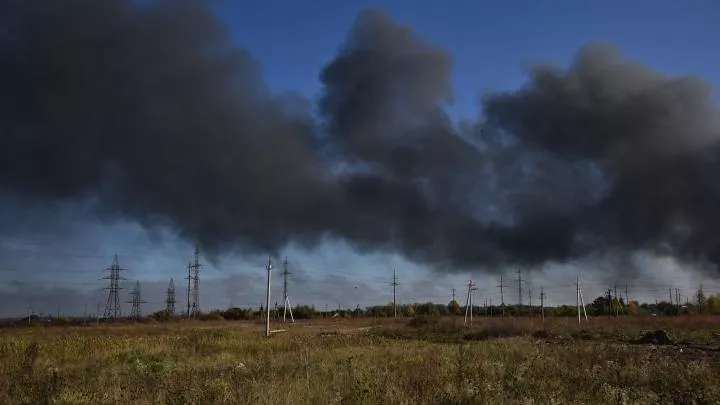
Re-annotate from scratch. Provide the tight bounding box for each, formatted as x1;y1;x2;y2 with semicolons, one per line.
1;1;719;274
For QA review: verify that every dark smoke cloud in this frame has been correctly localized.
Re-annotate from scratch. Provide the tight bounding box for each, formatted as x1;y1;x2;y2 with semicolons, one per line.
1;1;719;275
482;43;720;265
0;0;337;255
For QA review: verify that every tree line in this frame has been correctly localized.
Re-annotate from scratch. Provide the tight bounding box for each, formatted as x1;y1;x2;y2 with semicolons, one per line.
5;289;720;326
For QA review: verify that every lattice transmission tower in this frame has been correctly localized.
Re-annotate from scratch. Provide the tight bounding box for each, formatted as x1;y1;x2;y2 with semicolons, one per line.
127;281;147;320
165;278;176;316
282;256;294;323
102;255;125;319
186;244;202;318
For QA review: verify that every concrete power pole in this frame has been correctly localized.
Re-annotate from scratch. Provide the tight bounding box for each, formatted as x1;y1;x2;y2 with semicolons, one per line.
539;286;546;322
464;280;478;326
391;269;400;318
265;256;273;337
576;276;588;324
497;274;507;317
516;268;524;315
528;287;533;315
625;283;629;306
450;288;457;315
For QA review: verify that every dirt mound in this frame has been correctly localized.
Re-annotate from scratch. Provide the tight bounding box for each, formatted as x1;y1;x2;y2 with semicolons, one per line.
634;329;674;345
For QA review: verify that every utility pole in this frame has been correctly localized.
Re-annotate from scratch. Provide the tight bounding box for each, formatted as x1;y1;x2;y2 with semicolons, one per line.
614;283;618;302
606;289;613;316
528;287;533;315
450;288;458;315
497;274;507;316
391;268;400;318
576;276;588;324
165;278;176;316
102;255;125;319
265;256;273;337
282;256;294;323
699;283;704;313
613;283;619;316
516;267;524;315
625;282;629;306
28;303;33;325
577;278;580;324
464;280;477;326
539;287;546;322
127;280;146;320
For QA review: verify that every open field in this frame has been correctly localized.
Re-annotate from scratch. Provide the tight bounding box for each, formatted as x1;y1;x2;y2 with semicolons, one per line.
2;316;720;404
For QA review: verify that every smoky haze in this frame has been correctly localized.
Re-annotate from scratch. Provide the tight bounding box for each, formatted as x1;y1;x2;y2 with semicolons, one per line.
1;1;719;275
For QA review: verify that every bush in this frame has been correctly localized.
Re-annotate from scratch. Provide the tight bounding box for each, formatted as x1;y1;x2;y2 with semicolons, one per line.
150;310;173;322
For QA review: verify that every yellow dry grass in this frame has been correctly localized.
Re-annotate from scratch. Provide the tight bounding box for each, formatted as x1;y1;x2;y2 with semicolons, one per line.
1;316;719;404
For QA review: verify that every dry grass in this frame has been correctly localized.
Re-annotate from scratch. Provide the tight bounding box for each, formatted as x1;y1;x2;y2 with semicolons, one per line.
1;316;720;404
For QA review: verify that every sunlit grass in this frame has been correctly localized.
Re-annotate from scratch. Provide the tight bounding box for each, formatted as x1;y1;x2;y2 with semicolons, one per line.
1;317;719;404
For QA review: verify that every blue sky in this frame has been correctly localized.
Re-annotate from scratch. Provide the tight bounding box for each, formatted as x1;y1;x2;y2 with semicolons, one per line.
1;0;719;317
215;0;719;120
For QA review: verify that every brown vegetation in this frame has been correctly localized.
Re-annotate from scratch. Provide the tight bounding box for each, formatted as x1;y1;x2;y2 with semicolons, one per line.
1;316;720;404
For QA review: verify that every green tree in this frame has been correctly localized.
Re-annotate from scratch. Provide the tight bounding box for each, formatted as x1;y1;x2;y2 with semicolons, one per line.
415;302;440;316
707;294;720;315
